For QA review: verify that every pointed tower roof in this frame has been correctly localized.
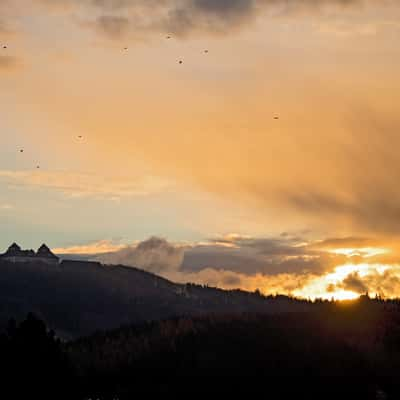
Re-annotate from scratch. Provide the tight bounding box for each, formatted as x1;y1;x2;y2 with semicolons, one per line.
4;243;22;255
36;244;58;259
37;244;51;253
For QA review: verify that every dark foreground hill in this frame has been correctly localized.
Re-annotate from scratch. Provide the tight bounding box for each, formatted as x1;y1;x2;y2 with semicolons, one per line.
3;301;400;399
0;259;310;338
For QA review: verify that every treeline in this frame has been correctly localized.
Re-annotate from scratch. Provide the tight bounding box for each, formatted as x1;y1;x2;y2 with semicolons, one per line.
3;297;400;398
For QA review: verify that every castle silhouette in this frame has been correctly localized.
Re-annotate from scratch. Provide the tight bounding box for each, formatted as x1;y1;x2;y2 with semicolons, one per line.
0;243;59;265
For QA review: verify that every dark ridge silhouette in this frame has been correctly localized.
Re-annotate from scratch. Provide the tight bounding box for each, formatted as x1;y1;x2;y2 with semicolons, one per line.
0;256;313;338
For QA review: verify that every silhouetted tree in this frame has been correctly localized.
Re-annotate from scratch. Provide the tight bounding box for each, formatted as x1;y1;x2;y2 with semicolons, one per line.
0;313;75;399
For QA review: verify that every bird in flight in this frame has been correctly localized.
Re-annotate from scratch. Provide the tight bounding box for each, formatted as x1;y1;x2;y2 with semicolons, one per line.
274;116;279;120
166;36;171;39
2;45;7;49
19;149;24;153
179;60;183;64
204;50;209;53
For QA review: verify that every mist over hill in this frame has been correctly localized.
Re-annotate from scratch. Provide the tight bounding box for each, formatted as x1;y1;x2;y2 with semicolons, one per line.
0;258;310;338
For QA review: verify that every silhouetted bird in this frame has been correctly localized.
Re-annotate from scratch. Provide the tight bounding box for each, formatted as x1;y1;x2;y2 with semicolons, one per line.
166;36;171;39
204;50;209;53
36;165;40;169
19;149;24;153
274;116;279;120
179;60;183;64
2;46;7;49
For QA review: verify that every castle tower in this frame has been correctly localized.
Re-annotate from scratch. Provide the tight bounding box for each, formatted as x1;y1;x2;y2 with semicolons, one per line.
0;243;59;264
37;244;52;256
5;243;22;255
36;244;59;264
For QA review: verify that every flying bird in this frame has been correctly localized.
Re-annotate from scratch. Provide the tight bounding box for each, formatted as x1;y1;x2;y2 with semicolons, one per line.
2;45;7;49
204;50;209;53
166;36;171;39
274;116;279;120
19;149;24;153
179;60;183;64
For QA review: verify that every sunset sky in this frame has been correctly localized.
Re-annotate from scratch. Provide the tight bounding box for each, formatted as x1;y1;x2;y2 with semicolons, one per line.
2;0;400;299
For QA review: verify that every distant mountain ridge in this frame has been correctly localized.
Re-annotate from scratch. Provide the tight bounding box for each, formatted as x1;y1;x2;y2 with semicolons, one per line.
0;257;310;338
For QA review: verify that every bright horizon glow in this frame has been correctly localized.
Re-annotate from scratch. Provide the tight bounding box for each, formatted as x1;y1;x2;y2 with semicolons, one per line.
328;247;390;258
293;263;398;301
53;235;400;300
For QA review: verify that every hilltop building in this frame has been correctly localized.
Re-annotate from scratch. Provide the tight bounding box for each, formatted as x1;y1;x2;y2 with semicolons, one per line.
0;243;59;265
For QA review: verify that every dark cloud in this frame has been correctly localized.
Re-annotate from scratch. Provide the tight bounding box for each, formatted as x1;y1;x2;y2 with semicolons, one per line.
91;0;135;9
96;236;184;273
95;234;343;277
326;283;336;293
29;0;378;40
94;15;130;38
213;234;302;249
88;0;258;39
182;245;267;273
335;268;400;297
182;245;332;275
340;272;369;294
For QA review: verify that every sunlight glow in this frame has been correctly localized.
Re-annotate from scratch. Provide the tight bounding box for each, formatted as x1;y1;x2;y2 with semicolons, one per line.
293;262;399;301
328;247;389;258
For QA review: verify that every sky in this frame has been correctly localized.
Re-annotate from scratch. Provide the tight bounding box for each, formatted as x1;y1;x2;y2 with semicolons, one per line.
2;0;400;300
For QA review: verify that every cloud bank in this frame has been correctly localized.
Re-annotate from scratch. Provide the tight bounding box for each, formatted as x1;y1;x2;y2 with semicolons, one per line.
81;0;387;40
97;237;185;274
74;233;400;299
92;235;322;295
6;0;390;41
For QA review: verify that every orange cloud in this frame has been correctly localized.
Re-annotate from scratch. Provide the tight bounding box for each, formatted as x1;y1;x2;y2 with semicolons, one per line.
53;240;126;255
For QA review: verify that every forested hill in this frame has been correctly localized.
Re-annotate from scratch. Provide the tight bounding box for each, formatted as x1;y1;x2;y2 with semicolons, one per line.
0;259;310;338
3;301;400;399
